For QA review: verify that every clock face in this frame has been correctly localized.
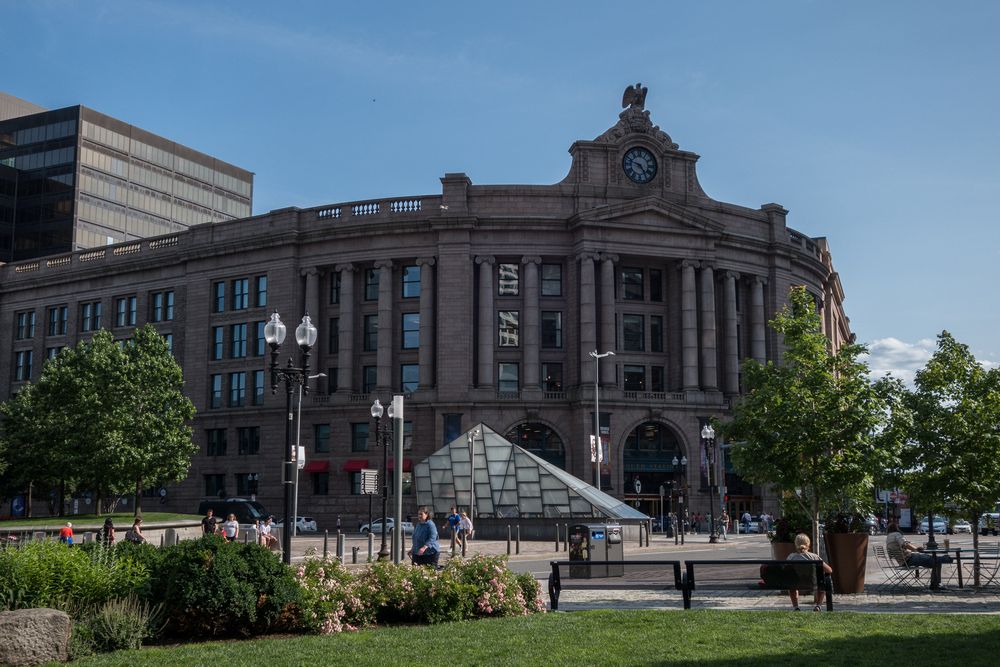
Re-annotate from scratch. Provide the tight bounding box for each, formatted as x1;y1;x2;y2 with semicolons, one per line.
622;147;657;184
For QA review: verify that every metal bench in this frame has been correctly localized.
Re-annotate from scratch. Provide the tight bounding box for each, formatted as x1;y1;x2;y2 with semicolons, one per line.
548;560;683;611
682;559;833;610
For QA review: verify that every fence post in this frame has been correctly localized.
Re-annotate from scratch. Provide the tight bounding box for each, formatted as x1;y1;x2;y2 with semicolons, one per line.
323;529;329;559
506;525;512;555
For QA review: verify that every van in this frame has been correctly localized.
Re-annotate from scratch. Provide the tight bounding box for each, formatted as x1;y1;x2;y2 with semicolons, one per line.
198;498;270;527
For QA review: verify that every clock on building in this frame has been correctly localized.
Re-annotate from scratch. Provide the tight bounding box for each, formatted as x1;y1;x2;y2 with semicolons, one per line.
622;147;657;184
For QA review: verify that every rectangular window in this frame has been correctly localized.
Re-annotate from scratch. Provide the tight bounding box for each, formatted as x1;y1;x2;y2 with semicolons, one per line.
46;346;63;360
115;297;134;327
253;370;265;406
352;423;369;452
315;424;331;453
363;315;378;352
229;371;246;407
204;474;226;497
210;374;223;409
213;281;225;312
48;305;68;335
232;278;249;310
401;264;421;298
151;292;164;322
16;311;36;340
313;472;330;495
164;333;173;354
254;321;266;356
651;315;664;353
498;310;520;347
165;291;174;320
622;268;644;300
650;269;663;302
364;269;379;301
329;272;341;304
624;364;646;391
362;366;377;394
623;314;645;351
541;264;562;297
237;426;260;455
327;368;338;394
212;326;224;360
255;275;267;307
542;363;563;391
80;302;101;332
328;317;339;354
230;323;247;358
15;350;33;381
401;364;419;393
403;420;413;450
541;311;563;348
401;313;419;349
350;471;363;495
498;362;520;392
651;366;665;392
498;263;519;295
206;428;227;456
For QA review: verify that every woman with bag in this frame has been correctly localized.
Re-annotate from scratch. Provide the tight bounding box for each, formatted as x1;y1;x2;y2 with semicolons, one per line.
126;517;146;544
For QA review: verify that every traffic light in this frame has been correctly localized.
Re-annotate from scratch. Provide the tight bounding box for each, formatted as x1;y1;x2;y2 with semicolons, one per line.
724;495;729;503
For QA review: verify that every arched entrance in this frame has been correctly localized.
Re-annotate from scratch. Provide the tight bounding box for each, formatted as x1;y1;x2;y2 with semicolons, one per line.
505;422;566;470
623;421;685;527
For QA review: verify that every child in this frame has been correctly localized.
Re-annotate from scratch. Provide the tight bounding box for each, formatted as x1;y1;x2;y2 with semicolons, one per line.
787;533;833;611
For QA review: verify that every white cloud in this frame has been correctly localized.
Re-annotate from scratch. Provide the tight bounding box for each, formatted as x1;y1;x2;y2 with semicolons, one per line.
860;337;937;386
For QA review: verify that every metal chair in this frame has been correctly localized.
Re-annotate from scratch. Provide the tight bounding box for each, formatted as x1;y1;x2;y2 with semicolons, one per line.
967;542;1000;587
872;544;925;589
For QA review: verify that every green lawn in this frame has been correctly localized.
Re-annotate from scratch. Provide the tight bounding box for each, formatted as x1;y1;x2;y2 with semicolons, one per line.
1;512;200;529
70;610;1000;666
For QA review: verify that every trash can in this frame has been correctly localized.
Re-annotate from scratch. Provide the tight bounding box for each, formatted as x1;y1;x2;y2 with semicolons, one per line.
568;524;621;578
605;524;624;576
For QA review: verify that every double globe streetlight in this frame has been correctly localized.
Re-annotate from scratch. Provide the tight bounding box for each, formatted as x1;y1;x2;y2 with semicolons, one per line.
264;311;318;565
672;455;687;545
701;424;719;543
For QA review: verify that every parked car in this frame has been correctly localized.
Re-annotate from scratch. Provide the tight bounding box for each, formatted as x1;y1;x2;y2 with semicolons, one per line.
979;512;1000;536
864;514;880;534
952;519;972;534
198;498;270;528
360;518;414;535
274;516;318;535
916;516;948;535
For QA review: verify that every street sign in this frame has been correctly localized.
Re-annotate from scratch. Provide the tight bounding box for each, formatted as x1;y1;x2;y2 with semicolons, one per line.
360;468;379;495
634;478;642;494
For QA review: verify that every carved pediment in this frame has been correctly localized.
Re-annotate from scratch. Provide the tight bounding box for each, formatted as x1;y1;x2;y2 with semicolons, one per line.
572;197;724;234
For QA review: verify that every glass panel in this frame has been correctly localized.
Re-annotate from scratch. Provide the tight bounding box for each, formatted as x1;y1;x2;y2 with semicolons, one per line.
622;268;644;300
498;263;519;295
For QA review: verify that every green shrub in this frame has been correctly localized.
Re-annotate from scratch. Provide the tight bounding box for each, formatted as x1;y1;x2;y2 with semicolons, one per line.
294;557;368;633
145;536;300;639
452;554;543;617
86;595;163;653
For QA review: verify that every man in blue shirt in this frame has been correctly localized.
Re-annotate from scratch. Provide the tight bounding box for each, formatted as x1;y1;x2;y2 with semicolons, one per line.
445;506;461;554
411;506;440;567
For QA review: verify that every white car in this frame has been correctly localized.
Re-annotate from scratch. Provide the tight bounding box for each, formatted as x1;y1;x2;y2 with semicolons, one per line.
275;516;317;535
916;517;948;535
360;518;414;536
952;519;972;534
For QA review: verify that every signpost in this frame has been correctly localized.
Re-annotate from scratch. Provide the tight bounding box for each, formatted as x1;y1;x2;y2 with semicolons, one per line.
361;468;378;533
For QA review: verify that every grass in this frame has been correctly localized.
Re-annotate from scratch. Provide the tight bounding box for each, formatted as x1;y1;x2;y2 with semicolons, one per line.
0;512;200;529
69;610;1000;666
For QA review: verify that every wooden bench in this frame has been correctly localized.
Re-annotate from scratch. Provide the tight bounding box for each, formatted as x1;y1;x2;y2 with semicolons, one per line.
683;559;833;610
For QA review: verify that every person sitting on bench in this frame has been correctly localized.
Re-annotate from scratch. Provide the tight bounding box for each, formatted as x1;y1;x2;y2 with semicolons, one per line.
787;533;833;611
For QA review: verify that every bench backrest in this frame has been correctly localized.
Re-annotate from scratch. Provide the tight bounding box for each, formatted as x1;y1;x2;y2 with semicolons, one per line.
549;560;684;590
685;559;823;591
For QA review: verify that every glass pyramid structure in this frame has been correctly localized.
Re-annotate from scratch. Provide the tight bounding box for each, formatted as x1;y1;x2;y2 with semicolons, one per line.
414;423;649;520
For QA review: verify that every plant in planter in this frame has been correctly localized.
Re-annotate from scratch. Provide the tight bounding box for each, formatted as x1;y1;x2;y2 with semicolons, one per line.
822;511;872;594
767;500;812;559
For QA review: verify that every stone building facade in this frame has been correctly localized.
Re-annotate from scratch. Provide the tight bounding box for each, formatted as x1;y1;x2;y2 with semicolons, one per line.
0;88;850;526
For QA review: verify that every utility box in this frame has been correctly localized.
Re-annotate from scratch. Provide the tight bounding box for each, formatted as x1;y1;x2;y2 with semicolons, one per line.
568;523;624;578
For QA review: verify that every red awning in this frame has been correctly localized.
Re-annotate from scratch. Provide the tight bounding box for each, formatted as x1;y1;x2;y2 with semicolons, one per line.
302;461;329;473
387;458;412;472
342;459;370;472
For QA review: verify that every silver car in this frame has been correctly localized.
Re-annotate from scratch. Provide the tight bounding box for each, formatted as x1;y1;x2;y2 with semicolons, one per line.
359;518;414;535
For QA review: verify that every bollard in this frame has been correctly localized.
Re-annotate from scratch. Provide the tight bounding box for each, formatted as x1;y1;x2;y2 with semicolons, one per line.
461;531;467;558
638;523;644;548
367;531;374;561
555;523;560;552
352;546;359;564
516;525;521;555
506;525;512;555
336;532;345;562
159;534;164;548
323;529;329;559
563;523;568;552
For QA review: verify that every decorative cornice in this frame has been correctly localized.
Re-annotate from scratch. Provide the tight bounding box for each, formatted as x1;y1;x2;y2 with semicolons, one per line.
416;257;436;267
475;255;495;265
373;260;394;270
334;263;356;273
521;256;542;265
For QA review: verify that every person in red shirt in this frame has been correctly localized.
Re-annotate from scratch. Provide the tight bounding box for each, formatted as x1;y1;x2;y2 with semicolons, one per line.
59;522;74;545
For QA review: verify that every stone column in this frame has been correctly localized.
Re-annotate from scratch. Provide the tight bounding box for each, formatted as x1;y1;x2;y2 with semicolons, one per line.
335;264;355;392
578;253;597;384
302;267;321;376
700;265;718;390
417;257;436;389
680;261;699;390
598;253;618;385
522;256;541;389
375;260;394;390
476;256;495;387
750;277;766;363
723;272;740;395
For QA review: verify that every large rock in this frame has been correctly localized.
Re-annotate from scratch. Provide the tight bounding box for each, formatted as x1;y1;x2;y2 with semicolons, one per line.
0;608;72;666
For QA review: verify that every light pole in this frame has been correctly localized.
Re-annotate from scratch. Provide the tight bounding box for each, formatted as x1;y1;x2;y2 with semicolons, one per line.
264;311;318;565
292;373;325;542
702;424;719;543
590;350;615;493
658;484;665;535
467;428;480;519
673;455;688;545
370;398;393;561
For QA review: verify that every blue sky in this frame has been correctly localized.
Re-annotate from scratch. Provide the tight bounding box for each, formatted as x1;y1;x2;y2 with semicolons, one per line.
6;1;998;380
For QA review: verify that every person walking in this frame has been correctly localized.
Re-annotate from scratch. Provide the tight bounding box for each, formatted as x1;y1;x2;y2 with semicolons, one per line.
458;510;474;552
202;508;218;535
59;522;74;545
100;517;116;545
126;517;146;544
222;513;239;542
720;511;730;540
444;506;461;555
410;506;440;567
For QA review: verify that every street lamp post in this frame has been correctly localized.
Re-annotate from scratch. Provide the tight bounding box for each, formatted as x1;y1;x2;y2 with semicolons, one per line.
264;311;318;565
467;428;480;519
702;424;718;544
370;398;394;561
292;373;325;544
658;484;665;535
590;350;615;493
673;455;688;545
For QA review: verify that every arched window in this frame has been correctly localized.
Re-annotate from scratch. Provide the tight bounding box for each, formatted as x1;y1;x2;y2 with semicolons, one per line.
623;421;683;492
505;423;565;470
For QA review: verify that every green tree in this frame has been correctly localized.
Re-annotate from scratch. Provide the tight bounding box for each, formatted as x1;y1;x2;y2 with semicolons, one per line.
0;326;195;516
901;331;1000;586
721;286;903;548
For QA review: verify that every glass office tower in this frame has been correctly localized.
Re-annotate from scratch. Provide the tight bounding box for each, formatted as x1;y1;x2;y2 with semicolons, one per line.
0;100;253;262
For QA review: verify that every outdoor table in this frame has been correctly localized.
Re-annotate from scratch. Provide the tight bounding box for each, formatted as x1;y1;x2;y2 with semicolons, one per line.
924;547;963;590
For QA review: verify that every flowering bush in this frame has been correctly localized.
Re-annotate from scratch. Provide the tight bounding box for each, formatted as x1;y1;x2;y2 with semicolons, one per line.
292;554;543;634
